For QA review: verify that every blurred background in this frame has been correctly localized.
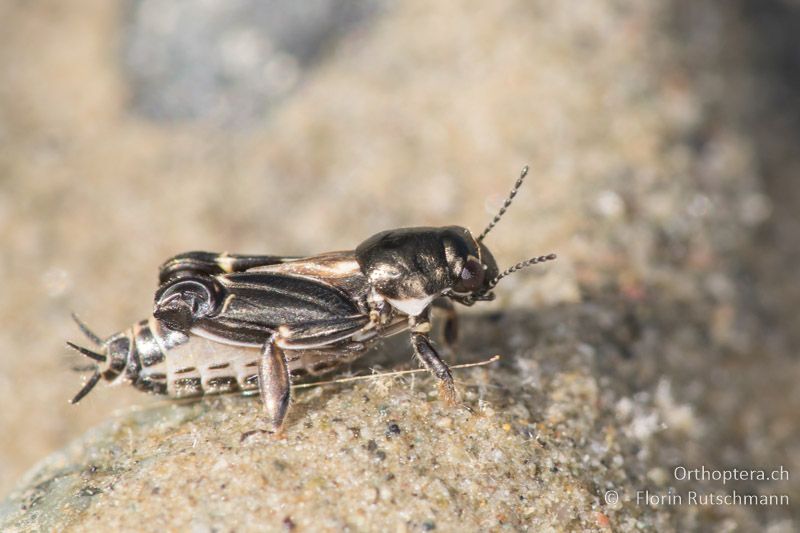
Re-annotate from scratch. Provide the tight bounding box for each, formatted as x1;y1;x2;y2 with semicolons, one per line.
0;0;798;524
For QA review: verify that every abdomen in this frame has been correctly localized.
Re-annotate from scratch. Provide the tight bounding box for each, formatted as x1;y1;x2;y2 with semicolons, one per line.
137;325;370;398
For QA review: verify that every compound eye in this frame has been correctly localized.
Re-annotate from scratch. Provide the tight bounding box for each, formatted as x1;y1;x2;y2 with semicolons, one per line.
459;257;485;292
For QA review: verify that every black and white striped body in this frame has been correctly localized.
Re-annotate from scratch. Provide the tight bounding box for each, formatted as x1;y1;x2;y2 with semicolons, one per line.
69;250;411;405
69;167;556;430
98;313;401;400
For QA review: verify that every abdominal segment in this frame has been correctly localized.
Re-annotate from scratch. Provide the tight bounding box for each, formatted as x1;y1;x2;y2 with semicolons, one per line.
139;334;366;399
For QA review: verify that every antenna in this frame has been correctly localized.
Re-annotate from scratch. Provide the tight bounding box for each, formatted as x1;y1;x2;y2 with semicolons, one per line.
477;165;530;242
484;253;557;292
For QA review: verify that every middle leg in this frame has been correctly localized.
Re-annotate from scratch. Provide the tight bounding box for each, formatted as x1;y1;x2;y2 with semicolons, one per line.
431;297;459;354
409;311;456;404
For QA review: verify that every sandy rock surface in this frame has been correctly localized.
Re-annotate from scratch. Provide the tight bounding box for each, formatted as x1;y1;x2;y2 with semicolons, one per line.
0;312;676;532
1;0;798;530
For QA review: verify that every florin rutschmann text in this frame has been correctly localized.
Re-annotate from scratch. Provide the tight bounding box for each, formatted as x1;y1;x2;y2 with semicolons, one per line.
636;489;789;507
629;465;791;508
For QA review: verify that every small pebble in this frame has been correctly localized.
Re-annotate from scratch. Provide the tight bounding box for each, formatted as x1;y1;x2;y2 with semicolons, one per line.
386;422;401;437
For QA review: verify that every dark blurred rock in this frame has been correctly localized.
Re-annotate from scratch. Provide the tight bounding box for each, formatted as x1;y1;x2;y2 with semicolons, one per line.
123;0;387;125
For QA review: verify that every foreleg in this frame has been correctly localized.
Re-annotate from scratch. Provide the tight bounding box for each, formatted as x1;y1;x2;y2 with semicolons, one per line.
409;311;456;404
